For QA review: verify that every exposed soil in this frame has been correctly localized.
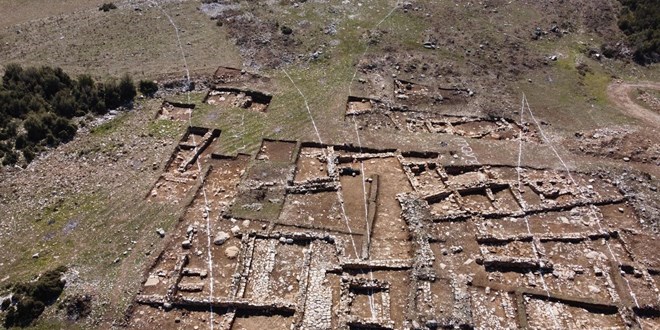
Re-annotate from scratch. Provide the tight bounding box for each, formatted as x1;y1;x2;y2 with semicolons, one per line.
607;81;660;126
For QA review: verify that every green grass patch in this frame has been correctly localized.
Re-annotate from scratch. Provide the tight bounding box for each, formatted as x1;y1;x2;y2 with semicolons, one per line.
147;119;185;139
582;70;612;105
90;112;130;136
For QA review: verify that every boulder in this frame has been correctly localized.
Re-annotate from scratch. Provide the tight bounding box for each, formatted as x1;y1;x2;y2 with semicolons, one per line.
214;231;230;245
225;246;240;259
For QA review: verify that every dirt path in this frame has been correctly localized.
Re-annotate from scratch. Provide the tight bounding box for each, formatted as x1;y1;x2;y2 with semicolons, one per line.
607;81;660;126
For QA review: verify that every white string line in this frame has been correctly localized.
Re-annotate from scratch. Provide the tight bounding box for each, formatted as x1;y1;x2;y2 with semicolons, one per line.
352;117;371;247
522;95;573;183
516;94;561;330
347;1;400;96
149;1;214;328
352;116;375;318
281;68;359;257
282;69;323;145
516;95;524;191
522;95;642;313
346;1;400;319
150;0;191;84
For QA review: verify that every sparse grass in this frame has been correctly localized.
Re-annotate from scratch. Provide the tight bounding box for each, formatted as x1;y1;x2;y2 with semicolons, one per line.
582;69;612;105
147;119;185;139
25;319;85;330
165;91;207;105
0;1;241;79
4;194;99;282
90;112;130;136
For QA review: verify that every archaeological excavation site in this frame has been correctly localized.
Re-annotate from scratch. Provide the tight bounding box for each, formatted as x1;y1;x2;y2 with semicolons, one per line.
132;138;660;329
0;0;658;329
125;63;660;329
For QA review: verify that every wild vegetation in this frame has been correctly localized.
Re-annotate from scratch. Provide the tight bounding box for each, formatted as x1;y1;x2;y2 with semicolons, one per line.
2;266;67;328
618;0;660;64
98;3;117;12
0;64;136;166
138;80;159;98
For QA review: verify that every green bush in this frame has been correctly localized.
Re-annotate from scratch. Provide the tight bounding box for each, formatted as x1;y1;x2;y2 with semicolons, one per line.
53;90;78;118
0;64;137;164
281;26;293;35
138;80;158;97
75;74;105;115
2;150;18;165
118;74;137;103
22;147;35;163
618;0;660;64
99;3;117;12
14;134;28;149
3;266;67;328
4;295;45;328
0;121;17;140
24;113;48;143
23;112;77;146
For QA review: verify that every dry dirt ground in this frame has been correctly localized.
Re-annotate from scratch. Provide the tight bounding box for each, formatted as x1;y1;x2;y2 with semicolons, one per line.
0;0;658;329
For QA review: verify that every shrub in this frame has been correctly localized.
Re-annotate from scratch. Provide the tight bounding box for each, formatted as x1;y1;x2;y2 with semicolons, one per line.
22;147;35;163
0;121;17;140
3;266;67;328
23;112;77;147
24;113;48;143
3;295;45;328
281;25;293;35
58;294;92;321
99;3;117;12
2;150;18;165
52;90;78;118
14;134;28;150
52;117;77;143
118;74;137;103
0;64;136;163
75;75;105;115
101;80;122;110
138;80;158;97
617;0;660;64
